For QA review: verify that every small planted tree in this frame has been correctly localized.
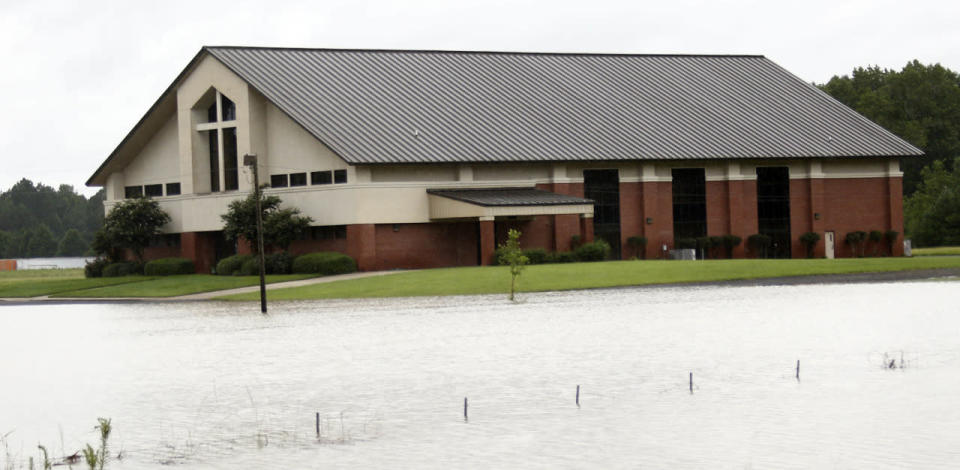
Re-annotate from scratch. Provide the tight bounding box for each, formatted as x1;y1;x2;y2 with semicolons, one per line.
845;231;867;257
747;234;772;259
221;191;313;253
884;230;899;256
497;229;529;301
92;197;171;264
868;230;883;256
799;232;821;258
626;235;647;259
721;235;742;259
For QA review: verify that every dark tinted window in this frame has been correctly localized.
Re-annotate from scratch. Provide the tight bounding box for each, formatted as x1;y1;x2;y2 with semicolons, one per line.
221;95;236;121
672;168;707;241
290;173;307;187
124;186;143;198
208;130;220;192
207;102;217;123
270;174;288;188
311;171;332;185
144;184;163;197
166;183;181;196
223;128;238;191
310;225;348;240
334;169;347;184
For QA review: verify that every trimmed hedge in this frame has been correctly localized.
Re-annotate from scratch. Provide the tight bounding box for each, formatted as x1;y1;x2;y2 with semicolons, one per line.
144;257;195;276
265;252;294;274
573;240;611;262
102;262;142;277
216;254;253;276
240;257;260;276
84;258;110;278
292;252;358;275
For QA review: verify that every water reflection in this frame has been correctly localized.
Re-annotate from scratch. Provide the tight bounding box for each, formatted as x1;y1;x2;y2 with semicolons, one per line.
1;281;959;468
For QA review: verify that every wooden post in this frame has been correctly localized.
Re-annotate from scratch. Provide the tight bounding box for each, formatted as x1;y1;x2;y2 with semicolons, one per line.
796;360;800;380
315;412;320;438
576;385;580;407
464;397;468;421
689;372;693;393
243;154;267;314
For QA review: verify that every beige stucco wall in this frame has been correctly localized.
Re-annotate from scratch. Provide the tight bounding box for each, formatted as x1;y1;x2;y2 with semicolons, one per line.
264;102;349;180
121;114;180;189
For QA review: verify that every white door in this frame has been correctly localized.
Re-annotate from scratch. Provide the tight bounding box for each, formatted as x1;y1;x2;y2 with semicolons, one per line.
825;231;835;259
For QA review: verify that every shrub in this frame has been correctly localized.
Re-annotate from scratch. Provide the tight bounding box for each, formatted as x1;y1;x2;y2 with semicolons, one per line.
695;236;712;259
799;232;821;258
102;261;142;277
240;257;260;276
845;231;867;257
747;234;772;258
868;230;884;256
292;252;358;275
708;236;724;259
570;235;583;249
676;237;697;249
216;254;253;276
884;230;899;256
574;240;611;262
522;248;549;265
265;251;295;274
626;235;648;259
721;235;742;259
546;251;576;263
84;257;110;278
144;258;195;276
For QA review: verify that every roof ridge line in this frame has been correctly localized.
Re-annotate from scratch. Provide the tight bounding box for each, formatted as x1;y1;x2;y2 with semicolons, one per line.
204;45;765;59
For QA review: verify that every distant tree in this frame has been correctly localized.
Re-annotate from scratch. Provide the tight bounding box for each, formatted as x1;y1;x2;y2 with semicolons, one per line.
93;197;171;263
819;61;960;194
26;224;57;257
56;228;88;256
0;230;10;258
904;159;960;246
497;229;529;301
221;191;313;253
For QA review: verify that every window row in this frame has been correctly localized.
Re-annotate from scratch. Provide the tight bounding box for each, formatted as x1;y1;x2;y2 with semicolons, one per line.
125;183;181;199
270;170;347;188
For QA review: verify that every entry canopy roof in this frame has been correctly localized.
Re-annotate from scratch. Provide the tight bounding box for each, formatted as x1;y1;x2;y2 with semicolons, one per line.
427;187;594;220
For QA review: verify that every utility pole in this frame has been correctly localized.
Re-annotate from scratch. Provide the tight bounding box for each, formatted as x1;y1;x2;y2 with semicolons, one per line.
243;154;267;314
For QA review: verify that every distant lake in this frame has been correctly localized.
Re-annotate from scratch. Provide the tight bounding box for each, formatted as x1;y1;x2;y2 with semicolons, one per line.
1;281;958;468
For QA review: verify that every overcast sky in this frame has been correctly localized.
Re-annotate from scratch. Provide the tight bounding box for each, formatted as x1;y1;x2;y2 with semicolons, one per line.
2;0;957;196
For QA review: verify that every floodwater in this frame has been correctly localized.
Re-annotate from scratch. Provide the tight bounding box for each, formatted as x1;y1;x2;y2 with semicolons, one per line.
1;281;959;468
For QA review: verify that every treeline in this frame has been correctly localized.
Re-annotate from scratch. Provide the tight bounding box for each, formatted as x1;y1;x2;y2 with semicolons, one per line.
819;60;960;246
0;179;105;258
818;60;960;194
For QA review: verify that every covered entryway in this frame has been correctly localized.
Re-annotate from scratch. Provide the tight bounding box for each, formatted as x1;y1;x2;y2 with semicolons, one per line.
427;187;594;265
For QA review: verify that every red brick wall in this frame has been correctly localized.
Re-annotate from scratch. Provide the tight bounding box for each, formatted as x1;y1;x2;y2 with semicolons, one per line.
641;181;673;259
619;182;643;259
287;238;348;257
142;244;181;262
347;224;377;271
822;177;896;258
180;232;217;274
789;178;812;259
375;222;478;269
706;180;731;236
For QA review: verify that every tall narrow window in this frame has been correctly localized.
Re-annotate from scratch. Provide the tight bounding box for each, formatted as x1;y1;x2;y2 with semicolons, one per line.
672;168;707;242
208;130;220;192
756;167;791;259
584;169;621;259
221;95;236;121
223;128;238;191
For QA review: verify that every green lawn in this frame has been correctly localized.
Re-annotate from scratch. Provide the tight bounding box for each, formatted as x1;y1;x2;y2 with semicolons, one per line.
0;272;152;298
219;257;960;301
51;274;314;298
912;246;960;256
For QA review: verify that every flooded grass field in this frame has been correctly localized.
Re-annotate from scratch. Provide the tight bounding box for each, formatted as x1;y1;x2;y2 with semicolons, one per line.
2;281;959;468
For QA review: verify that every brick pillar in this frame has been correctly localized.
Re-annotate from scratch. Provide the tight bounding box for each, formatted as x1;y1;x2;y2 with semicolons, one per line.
888;176;904;256
479;218;495;265
618;182;643;259
347;224;377;271
237;236;252;255
180;232;214;274
641;180;673;259
726;179;746;258
553;214;579;252
706;180;730;236
580;214;594;243
809;177;826;257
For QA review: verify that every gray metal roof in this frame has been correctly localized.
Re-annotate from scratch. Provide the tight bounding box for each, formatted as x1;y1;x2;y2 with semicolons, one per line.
203;47;922;164
427;187;593;207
